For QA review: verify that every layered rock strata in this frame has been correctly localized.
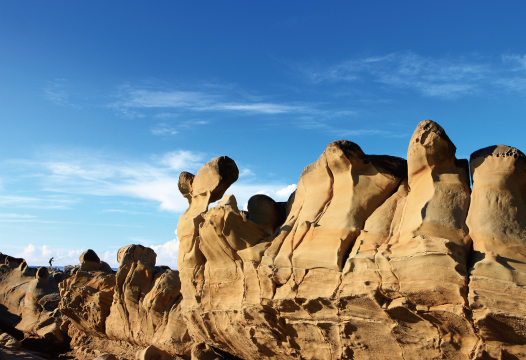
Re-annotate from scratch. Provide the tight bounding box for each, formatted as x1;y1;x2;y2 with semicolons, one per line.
3;120;526;359
174;120;524;360
59;244;192;357
467;145;526;359
0;257;66;343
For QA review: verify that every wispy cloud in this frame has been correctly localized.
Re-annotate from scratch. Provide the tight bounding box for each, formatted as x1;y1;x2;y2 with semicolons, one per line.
150;238;180;268
301;51;526;99
36;149;204;212
0;195;76;209
295;118;409;139
0;213;37;219
275;184;297;199
111;84;310;117
44;79;74;106
5;148;297;214
502;54;526;71
151;120;209;137
151;122;178;136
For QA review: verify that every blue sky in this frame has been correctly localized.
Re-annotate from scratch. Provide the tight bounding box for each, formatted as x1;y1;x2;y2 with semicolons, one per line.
1;1;525;267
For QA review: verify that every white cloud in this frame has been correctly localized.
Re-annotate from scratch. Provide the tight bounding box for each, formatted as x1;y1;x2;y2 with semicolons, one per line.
151;120;209;137
22;244;36;256
36;149;204;212
302;51;526;98
0;195;75;209
102;250;118;268
502;54;526;70
44;79;73;106
5;149;298;216
239;168;255;178
17;244;83;267
211;103;296;114
0;213;37;218
112;85;309;116
159;150;204;171
275;184;297;200
42;245;52;257
151;123;178;136
15;244;120;268
150;238;180;268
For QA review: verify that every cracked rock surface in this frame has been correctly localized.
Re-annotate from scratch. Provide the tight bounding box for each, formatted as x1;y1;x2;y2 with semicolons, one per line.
175;120;526;359
3;120;526;359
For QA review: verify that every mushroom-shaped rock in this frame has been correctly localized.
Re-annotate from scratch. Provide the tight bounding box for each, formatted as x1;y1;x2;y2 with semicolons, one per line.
117;244;156;267
99;260;114;273
371;120;471;308
468;145;526;357
80;249;101;271
468;145;526;265
177;156;239;272
178;171;195;202
193;156;239;203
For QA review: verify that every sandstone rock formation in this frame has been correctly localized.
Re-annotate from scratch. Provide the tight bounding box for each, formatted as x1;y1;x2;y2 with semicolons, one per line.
173;120;525;360
0;258;66;344
3;120;526;359
59;244;192;358
467;145;526;359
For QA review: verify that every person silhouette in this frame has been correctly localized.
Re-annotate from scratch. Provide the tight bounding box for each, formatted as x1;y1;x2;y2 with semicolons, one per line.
49;257;54;267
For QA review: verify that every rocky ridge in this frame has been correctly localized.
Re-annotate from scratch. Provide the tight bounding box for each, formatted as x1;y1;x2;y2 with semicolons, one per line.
1;120;526;359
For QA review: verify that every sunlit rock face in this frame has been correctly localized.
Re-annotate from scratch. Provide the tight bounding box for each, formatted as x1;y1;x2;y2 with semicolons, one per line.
6;120;526;360
59;245;192;357
175;120;526;360
0;257;66;343
467;145;526;359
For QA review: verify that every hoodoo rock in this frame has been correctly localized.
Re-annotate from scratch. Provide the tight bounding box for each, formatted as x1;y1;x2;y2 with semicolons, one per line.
467;145;526;358
2;120;526;359
59;244;192;357
174;120;524;360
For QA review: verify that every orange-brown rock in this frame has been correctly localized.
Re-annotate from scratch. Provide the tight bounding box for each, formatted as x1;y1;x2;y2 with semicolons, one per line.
59;245;192;358
0;261;66;344
467;145;526;359
173;120;525;360
5;120;526;360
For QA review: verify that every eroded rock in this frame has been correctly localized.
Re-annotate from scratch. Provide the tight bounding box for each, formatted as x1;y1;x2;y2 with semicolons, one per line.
173;120;519;360
467;145;526;359
60;245;192;358
5;119;526;360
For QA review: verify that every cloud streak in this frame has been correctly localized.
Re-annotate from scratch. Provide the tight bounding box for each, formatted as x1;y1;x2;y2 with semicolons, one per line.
302;51;526;99
43;79;76;106
0;195;76;209
6;148;298;214
112;85;309;116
